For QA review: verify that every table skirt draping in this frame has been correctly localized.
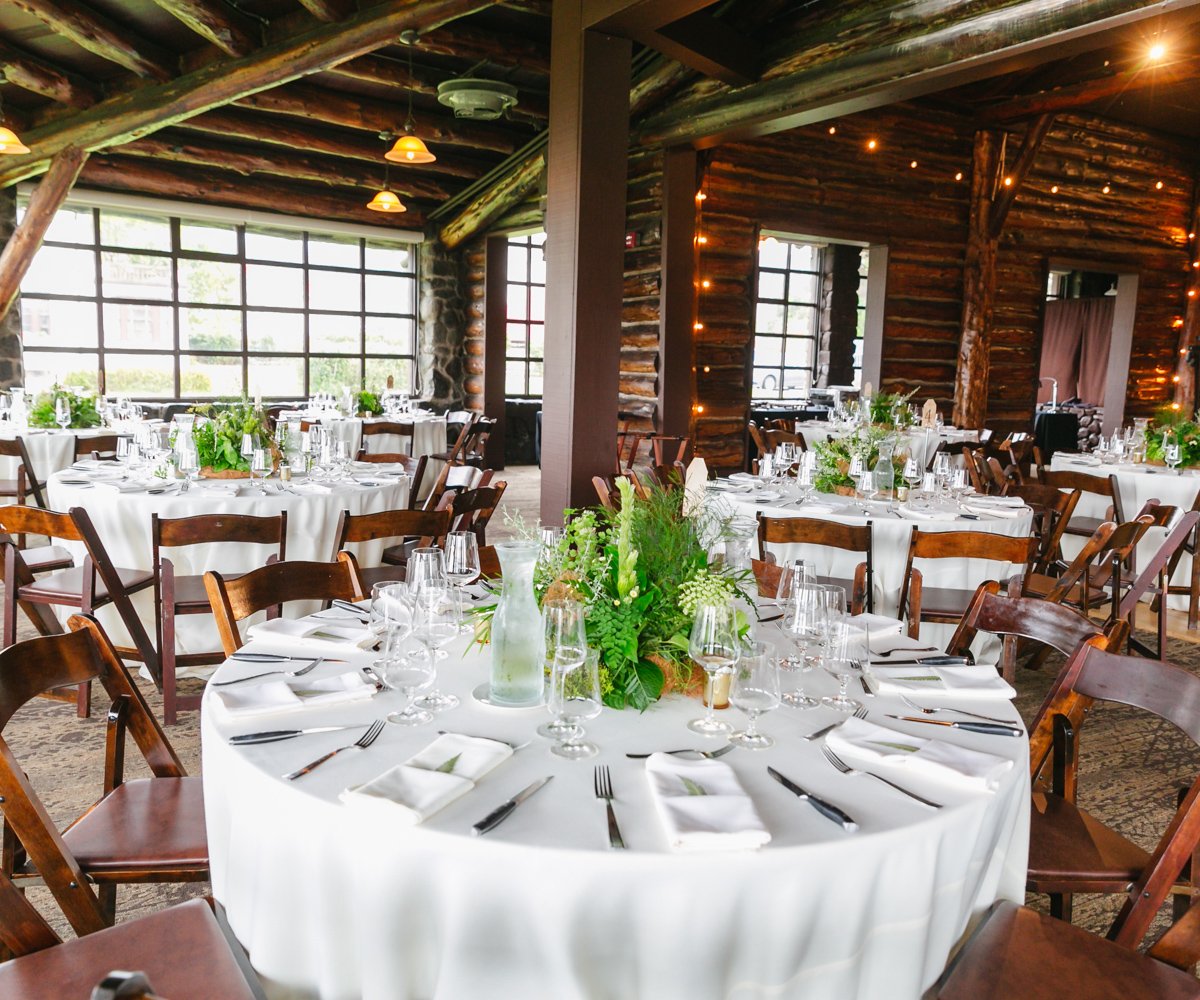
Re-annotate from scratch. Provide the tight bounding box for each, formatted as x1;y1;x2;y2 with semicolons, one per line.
202;630;1030;1000
46;476;409;654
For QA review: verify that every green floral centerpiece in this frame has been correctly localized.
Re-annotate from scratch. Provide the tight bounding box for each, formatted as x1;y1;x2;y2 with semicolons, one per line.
476;480;751;711
357;390;383;417
813;426;905;494
29;385;100;429
868;388;918;429
1145;405;1200;467
189;398;272;477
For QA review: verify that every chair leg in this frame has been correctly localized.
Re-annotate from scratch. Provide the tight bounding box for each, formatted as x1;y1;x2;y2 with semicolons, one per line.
1048;892;1073;922
162;605;177;727
97;882;116;925
76;679;90;718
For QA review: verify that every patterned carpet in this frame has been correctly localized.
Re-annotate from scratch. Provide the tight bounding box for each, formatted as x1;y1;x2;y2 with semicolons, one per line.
4;606;1199;961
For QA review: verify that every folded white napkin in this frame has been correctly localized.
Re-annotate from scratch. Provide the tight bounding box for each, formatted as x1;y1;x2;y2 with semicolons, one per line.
728;472;763;483
291;480;332;494
340;733;512;825
709;480;753;493
351;461;407;474
215;671;375;719
682;457;710;517
847;613;904;640
962;504;1025;519
865;663;1016;701
826;716;1013;793
750;491;783;503
247;616;376;652
645;754;771;852
1064;455;1102;467
898;506;958;522
198;481;240;495
72;459;122;471
967;495;1025;507
794;501;837;514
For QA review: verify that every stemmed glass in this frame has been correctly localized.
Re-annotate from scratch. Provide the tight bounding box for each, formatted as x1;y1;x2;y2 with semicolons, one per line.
794;455;815;506
250;448;272;494
687;603;740;736
54;396;71;432
1165;435;1182;472
903;457;923;503
370;581;410;642
822;617;866;712
550;647;603;760
932;453;952;493
240;433;256;473
378;625;434;727
777;581;825;708
409;581;460;712
443;530;481;629
176;441;199;492
538;599;588;742
774;559;815;616
729;641;781;749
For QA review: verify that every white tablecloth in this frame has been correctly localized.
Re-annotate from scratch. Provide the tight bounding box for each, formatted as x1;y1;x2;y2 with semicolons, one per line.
47;472;410;653
0;428;124;483
292;416;446;501
202;627;1029;1000
795;424;978;469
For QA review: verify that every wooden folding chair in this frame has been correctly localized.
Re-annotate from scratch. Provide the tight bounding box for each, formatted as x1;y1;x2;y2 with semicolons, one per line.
1026;640;1200;942
928;898;1200;1000
0;617;207;934
335;507;453;589
355;452;428;505
420;461;488;513
756;515;873;614
649;435;691;466
73;434;121;462
0;505;160;717
429;415;477;468
435;483;508;546
960;446;990;494
1117;508;1200;659
643;463;686;491
1038;468;1123;539
0;438;47;508
1006;481;1080;574
151;512;288;725
1163;486;1200;630
747;421;769;464
899;529;1037;638
356;420;415;459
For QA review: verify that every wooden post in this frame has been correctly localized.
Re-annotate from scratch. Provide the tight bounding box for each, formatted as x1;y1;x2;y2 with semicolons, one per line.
540;1;631;520
658;145;697;439
1176;181;1200;410
0;146;88;323
952;130;1000;430
483;235;509;469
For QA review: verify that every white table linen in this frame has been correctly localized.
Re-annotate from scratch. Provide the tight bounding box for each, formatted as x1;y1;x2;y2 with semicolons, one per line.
202;626;1029;1000
795;423;978;469
0;428;125;484
46;472;410;654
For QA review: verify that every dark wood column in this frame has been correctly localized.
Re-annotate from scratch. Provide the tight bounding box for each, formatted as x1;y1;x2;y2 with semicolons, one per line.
483;235;508;469
657;145;697;439
540;1;632;520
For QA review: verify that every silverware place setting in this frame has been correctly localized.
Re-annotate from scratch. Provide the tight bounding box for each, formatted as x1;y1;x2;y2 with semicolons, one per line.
213;657;324;687
819;744;942;810
898;694;1022;728
594;765;625;850
284;719;386;780
625;744;734;760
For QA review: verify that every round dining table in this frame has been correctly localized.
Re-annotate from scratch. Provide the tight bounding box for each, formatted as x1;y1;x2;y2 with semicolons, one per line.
794;423;979;469
46;469;410;654
202;622;1030;1000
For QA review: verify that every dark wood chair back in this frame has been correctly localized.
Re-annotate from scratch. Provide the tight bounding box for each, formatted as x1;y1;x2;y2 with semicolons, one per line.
0;437;45;507
961;446;990;493
357;421;415;458
898;529;1036;625
1007;481;1081;573
650;435;691;465
335;507;452;555
153;512;288;554
204;557;363;655
756;515;873;613
747;421;769;462
435;483;507;544
74;434;121;461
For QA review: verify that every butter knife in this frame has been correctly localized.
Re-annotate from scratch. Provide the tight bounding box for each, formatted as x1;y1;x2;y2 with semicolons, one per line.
885;715;1023;737
229;724;359;745
767;767;858;831
471;776;553;835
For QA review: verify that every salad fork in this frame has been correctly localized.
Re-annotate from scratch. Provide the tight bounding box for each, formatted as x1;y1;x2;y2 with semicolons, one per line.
593;765;625;850
213;657;324;686
820;744;942;809
624;744;734;760
284;719;385;780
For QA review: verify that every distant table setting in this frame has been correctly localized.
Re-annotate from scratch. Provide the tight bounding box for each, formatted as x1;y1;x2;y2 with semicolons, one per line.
795;422;978;468
202;597;1029;1000
0;426;135;482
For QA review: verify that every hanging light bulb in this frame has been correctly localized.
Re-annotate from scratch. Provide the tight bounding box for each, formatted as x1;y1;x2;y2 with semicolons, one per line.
0;77;29;156
366;160;406;213
386;47;436;165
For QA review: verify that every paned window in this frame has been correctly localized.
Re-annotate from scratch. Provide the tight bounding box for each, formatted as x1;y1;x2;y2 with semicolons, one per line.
504;232;545;397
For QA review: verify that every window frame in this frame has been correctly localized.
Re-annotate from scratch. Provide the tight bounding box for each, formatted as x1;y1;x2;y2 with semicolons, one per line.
503;232;545;399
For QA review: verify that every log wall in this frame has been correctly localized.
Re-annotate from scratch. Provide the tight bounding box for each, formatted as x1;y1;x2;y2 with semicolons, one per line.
622;147;664;433
463;237;486;414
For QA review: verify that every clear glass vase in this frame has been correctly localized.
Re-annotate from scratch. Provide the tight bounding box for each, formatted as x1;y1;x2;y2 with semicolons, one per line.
489;540;544;706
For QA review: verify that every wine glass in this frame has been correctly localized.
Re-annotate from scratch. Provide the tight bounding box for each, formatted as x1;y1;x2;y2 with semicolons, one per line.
774;559;815;614
932;453;952;492
550;647;603;760
409;582;460;712
250;447;272;494
378;630;434;726
822;617;866;712
538;599;588;741
687;603;739;736
369;581;410;641
408;546;447;593
176;441;199;492
54;396;71;432
1165;435;1182;472
729;641;781;750
240;432;255;469
794;456;815;505
443;530;481;628
903;456;923;502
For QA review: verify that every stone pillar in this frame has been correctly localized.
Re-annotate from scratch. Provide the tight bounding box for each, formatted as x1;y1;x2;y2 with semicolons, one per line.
816;243;860;388
417;237;467;410
0;188;25;389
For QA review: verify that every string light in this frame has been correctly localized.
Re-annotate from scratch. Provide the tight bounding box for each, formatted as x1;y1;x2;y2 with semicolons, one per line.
866;139;878;151
1156;181;1164;190
954;172;963;181
695;190;707;202
703;366;711;373
695;235;708;245
1051;185;1059;194
1148;41;1167;61
910;160;918;169
1102;184;1111;194
693;322;704;331
1003;176;1013;187
700;279;711;289
828;126;836;135
695;405;705;414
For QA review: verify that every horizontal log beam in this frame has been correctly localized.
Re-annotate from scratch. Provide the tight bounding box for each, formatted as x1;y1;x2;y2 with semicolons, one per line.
296;0;354;20
233;81;520;154
0;40;99;108
10;0;176;81
78;153;425;228
636;0;1200;148
0;0;502;189
584;0;721;32
439;149;544;248
149;0;262;58
414;23;550;74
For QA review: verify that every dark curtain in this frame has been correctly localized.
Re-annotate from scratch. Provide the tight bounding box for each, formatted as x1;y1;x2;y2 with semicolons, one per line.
1037;297;1114;405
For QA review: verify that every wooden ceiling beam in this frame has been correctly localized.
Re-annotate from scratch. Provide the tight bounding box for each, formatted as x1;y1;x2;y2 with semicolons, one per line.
648;11;758;86
123;131;455;200
412;23;550;74
0;40;100;108
988;114;1055;239
295;0;355;21
0;0;503;188
9;0;177;81
636;0;1200;148
233;81;521;154
583;0;720;33
148;0;262;58
439;148;543;247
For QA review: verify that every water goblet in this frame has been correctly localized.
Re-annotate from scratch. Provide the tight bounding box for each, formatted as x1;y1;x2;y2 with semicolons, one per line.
1165;437;1182;472
378;631;434;726
176;441;199;492
687;603;739;737
821;618;866;712
932;453;952;492
729;641;781;749
443;530;481;629
370;581;411;641
550;647;603;760
537;599;588;741
409;582;460;712
55;396;71;432
250;447;272;494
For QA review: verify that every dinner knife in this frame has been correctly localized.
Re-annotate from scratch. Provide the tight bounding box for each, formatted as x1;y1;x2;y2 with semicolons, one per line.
229;725;360;745
767;767;858;832
229;652;347;663
870;656;971;667
885;715;1023;737
471;776;553;836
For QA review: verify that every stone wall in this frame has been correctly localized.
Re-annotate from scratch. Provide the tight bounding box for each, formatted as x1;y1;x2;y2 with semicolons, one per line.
417;237;467;410
0;188;25;389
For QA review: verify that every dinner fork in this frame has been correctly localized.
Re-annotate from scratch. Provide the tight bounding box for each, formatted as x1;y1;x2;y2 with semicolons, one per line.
624;744;735;760
820;744;942;809
898;694;1020;728
213;657;324;687
284;719;385;780
593;765;625;850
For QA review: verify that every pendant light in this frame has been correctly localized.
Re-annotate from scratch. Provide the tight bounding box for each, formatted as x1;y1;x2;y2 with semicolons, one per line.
0;77;29;156
366;161;406;214
386;48;435;165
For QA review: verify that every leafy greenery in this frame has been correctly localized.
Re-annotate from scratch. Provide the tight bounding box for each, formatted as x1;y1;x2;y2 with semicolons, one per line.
188;398;270;473
868;388;918;428
29;385;101;428
813;426;905;493
1146;405;1200;467
357;390;383;416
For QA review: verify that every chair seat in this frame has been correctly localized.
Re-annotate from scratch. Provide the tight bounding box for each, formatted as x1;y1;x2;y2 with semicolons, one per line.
932;900;1200;1000
169;572;244;610
357;563;406;588
22;545;74;572
1027;792;1150;891
61;777;208;875
1065;515;1108;537
0;479;23;497
0;898;258;1000
915;586;977;620
18;565;154;603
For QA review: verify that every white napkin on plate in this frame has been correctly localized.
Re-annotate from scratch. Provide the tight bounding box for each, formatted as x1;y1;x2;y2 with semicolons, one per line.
340;733;512;825
962;504;1025;519
728;472;763;484
793;501;837;514
71;459;122;471
291;480;333;494
709;480;753;493
967;495;1025;507
645;753;771;852
846;613;905;640
865;663;1016;701
215;671;375;719
198;481;240;495
897;507;958;522
826;716;1013;793
247;616;376;652
750;491;783;503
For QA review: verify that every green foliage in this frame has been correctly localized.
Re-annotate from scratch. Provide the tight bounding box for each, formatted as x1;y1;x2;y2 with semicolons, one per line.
868;388;918;428
813;425;905;493
188;398;270;473
29;385;101;429
357;390;383;416
1146;406;1200;467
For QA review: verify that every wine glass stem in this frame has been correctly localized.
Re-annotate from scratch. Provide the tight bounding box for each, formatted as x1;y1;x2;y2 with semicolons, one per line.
746;713;758;737
704;671;718;726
